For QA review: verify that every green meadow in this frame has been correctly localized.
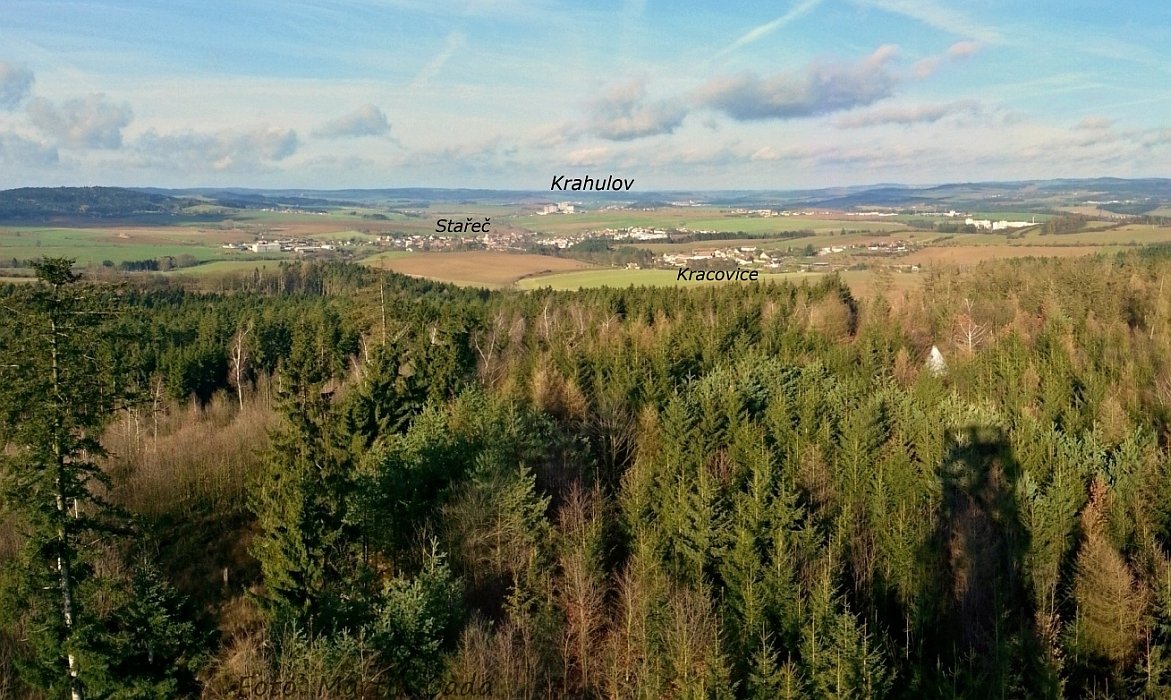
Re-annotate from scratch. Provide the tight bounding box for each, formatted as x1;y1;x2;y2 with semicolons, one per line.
0;227;245;265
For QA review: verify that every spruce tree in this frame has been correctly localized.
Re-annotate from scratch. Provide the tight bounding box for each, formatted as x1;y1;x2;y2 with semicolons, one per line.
249;364;359;635
0;259;127;699
369;546;463;696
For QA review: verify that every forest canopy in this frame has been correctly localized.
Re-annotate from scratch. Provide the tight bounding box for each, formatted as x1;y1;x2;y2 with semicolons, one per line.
2;254;1171;698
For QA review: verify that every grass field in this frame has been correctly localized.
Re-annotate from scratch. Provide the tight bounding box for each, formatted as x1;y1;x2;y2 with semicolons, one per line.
0;218;416;268
517;269;694;289
1020;224;1171;246
367;251;593;288
635;238;814;254
308;230;382;242
836;269;923;298
966;212;1054;221
7;206;1168;292
932;232;1020;246
901;245;1107;266
515;209;908;236
680;217;905;234
360;250;414;265
511;209;695;235
924;224;1171;248
1054;206;1124;218
405;203;524;217
0;226;255;265
638;230;936;254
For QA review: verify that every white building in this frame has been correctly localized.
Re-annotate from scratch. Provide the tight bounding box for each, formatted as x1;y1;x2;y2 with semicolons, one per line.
966;217;1034;230
991;219;1034;230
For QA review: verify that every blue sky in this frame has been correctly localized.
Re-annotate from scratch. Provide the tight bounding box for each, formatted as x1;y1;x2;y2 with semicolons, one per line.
0;0;1168;189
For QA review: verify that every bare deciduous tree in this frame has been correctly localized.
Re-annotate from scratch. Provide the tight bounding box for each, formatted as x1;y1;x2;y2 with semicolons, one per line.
954;297;988;355
229;320;253;410
473;311;507;385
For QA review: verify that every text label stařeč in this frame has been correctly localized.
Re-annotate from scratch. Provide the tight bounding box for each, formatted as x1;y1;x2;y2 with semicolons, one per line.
436;217;491;233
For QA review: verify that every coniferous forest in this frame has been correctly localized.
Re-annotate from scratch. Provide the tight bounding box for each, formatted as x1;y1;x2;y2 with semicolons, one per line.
5;253;1171;699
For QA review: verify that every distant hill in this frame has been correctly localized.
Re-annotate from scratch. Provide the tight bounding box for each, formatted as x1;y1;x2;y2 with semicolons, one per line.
133;186;562;207
131;188;365;210
4;178;1169;219
0;186;191;220
793;178;1171;214
140;178;1171;213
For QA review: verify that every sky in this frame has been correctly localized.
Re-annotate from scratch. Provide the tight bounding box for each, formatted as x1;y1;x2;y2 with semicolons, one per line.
1;0;1169;190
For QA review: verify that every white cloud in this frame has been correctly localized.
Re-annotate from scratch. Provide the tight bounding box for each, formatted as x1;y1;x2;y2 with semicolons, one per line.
584;78;687;140
913;40;982;78
1076;116;1113;130
27;93;132;149
697;45;901;120
401;137;522;174
313;104;390;138
130;126;299;172
564;146;611;166
947;40;982;59
834;100;981;128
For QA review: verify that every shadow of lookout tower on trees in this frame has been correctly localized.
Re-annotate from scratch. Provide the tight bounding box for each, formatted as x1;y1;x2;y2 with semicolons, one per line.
918;424;1052;697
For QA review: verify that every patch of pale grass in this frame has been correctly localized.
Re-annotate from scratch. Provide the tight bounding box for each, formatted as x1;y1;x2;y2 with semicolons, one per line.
105;385;276;518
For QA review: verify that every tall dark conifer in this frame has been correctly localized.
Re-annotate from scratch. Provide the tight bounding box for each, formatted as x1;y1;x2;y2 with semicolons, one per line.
249;368;359;635
0;259;125;699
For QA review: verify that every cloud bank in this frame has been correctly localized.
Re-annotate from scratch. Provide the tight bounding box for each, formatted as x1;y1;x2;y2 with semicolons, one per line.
131;126;299;172
581;46;908;142
696;45;901;120
834;100;981;128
